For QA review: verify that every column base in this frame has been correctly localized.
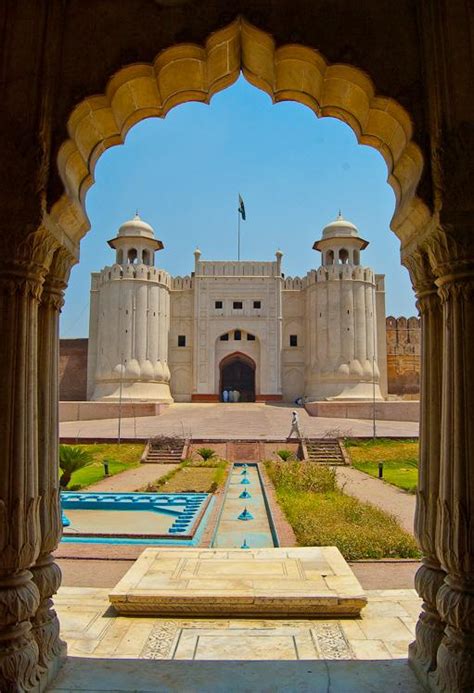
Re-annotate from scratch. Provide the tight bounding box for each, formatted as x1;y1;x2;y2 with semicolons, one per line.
408;655;441;693
32;642;67;693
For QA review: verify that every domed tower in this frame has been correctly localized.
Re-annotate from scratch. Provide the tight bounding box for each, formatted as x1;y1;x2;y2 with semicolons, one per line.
87;214;173;402
305;213;384;401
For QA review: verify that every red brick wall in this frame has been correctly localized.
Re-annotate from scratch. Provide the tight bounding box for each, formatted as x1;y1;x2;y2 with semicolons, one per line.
386;317;420;395
59;338;88;401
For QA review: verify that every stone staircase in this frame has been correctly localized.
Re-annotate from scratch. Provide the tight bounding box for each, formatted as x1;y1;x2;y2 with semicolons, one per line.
142;441;185;464
305;438;346;465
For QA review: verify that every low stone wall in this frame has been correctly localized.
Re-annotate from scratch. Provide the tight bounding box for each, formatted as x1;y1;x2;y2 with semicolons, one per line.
59;401;169;422
305;400;420;422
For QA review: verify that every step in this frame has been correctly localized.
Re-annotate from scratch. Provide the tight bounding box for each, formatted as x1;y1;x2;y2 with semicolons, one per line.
109;547;367;618
305;439;345;465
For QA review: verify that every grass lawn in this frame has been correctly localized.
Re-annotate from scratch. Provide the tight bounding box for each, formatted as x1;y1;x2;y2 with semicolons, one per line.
345;438;419;493
68;443;144;490
142;459;228;494
266;460;420;560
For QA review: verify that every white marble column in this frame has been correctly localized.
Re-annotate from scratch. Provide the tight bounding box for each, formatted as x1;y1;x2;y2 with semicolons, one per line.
405;251;446;680
31;247;73;677
0;229;55;690
430;229;474;692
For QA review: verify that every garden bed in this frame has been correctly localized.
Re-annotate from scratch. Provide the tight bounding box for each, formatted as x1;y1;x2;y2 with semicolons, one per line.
265;460;420;560
345;438;418;493
67;443;144;490
141;458;228;494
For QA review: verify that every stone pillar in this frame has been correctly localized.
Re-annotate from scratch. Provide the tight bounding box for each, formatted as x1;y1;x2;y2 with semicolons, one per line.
405;251;446;679
0;229;55;691
30;248;73;678
429;229;474;692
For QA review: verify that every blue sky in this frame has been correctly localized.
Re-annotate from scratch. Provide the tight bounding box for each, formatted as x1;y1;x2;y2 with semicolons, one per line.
60;76;416;337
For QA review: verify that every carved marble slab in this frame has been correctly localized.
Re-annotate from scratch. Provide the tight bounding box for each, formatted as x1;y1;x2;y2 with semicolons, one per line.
110;547;367;617
139;620;353;660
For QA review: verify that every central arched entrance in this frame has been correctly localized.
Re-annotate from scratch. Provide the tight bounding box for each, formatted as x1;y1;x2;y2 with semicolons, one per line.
220;353;256;402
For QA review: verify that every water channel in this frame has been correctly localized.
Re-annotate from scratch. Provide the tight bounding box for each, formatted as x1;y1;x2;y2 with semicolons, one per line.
212;463;279;549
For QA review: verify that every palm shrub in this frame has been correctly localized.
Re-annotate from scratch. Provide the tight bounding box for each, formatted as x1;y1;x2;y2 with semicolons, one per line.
276;449;294;462
197;447;216;461
59;445;93;489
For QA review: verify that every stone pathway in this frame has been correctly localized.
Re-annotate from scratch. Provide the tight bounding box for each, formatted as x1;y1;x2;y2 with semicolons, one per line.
60;402;419;440
85;463;179;493
335;466;416;534
50;586;424;691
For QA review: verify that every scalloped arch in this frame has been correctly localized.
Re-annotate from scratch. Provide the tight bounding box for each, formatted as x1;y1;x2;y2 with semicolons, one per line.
51;17;430;253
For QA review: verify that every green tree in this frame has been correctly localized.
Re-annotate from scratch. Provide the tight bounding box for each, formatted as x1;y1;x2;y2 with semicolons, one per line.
59;445;93;489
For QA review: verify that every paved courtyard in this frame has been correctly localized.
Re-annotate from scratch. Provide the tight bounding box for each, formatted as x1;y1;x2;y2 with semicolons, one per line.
50;586;424;691
60;402;419;440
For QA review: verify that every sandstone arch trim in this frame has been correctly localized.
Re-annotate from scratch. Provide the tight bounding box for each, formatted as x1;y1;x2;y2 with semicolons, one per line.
52;17;430;251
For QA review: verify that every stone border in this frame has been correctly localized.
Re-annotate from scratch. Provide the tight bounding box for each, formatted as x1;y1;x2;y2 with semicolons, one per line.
257;462;297;547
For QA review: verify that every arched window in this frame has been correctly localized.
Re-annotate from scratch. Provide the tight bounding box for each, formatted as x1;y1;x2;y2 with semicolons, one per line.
117;249;123;265
339;248;349;264
127;248;137;264
326;250;334;265
142;249;150;265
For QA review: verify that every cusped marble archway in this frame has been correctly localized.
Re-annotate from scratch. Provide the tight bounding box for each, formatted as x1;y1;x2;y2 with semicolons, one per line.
50;17;430;256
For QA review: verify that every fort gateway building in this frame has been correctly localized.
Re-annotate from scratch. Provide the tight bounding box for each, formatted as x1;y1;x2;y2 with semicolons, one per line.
87;213;387;404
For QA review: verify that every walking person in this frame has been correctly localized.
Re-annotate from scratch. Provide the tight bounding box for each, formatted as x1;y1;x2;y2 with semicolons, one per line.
288;410;302;439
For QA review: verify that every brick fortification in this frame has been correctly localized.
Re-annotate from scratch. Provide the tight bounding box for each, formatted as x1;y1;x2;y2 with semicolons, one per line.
59;338;88;401
386;316;420;396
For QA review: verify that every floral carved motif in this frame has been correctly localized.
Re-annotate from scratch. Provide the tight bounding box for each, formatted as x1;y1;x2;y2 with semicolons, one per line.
0;497;41;573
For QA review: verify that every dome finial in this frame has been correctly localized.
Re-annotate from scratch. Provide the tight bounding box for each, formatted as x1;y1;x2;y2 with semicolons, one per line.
134;209;140;220
337;209;343;220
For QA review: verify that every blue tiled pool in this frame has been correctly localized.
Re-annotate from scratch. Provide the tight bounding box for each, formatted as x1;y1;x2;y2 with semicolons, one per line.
61;492;213;545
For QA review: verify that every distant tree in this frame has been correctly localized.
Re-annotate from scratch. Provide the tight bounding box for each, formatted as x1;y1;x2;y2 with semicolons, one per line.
197;447;217;461
59;445;93;489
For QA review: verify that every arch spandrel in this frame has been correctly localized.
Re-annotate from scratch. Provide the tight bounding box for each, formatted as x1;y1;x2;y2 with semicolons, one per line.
51;17;431;254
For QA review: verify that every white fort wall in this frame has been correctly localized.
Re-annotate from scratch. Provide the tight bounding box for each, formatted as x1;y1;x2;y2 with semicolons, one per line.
303;265;384;401
88;263;173;402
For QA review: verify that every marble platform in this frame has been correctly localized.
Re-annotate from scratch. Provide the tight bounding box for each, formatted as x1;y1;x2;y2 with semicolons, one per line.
109;547;367;617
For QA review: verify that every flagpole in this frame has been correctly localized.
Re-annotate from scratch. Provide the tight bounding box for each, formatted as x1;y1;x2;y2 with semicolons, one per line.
237;201;241;262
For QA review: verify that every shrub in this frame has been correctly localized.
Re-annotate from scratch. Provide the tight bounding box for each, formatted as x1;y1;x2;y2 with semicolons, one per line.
276;449;294;462
196;447;217;461
59;445;93;489
266;460;337;493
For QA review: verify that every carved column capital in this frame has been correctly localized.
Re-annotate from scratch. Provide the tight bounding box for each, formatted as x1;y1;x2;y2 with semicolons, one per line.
0;228;59;299
41;247;75;311
424;226;474;283
403;249;436;298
